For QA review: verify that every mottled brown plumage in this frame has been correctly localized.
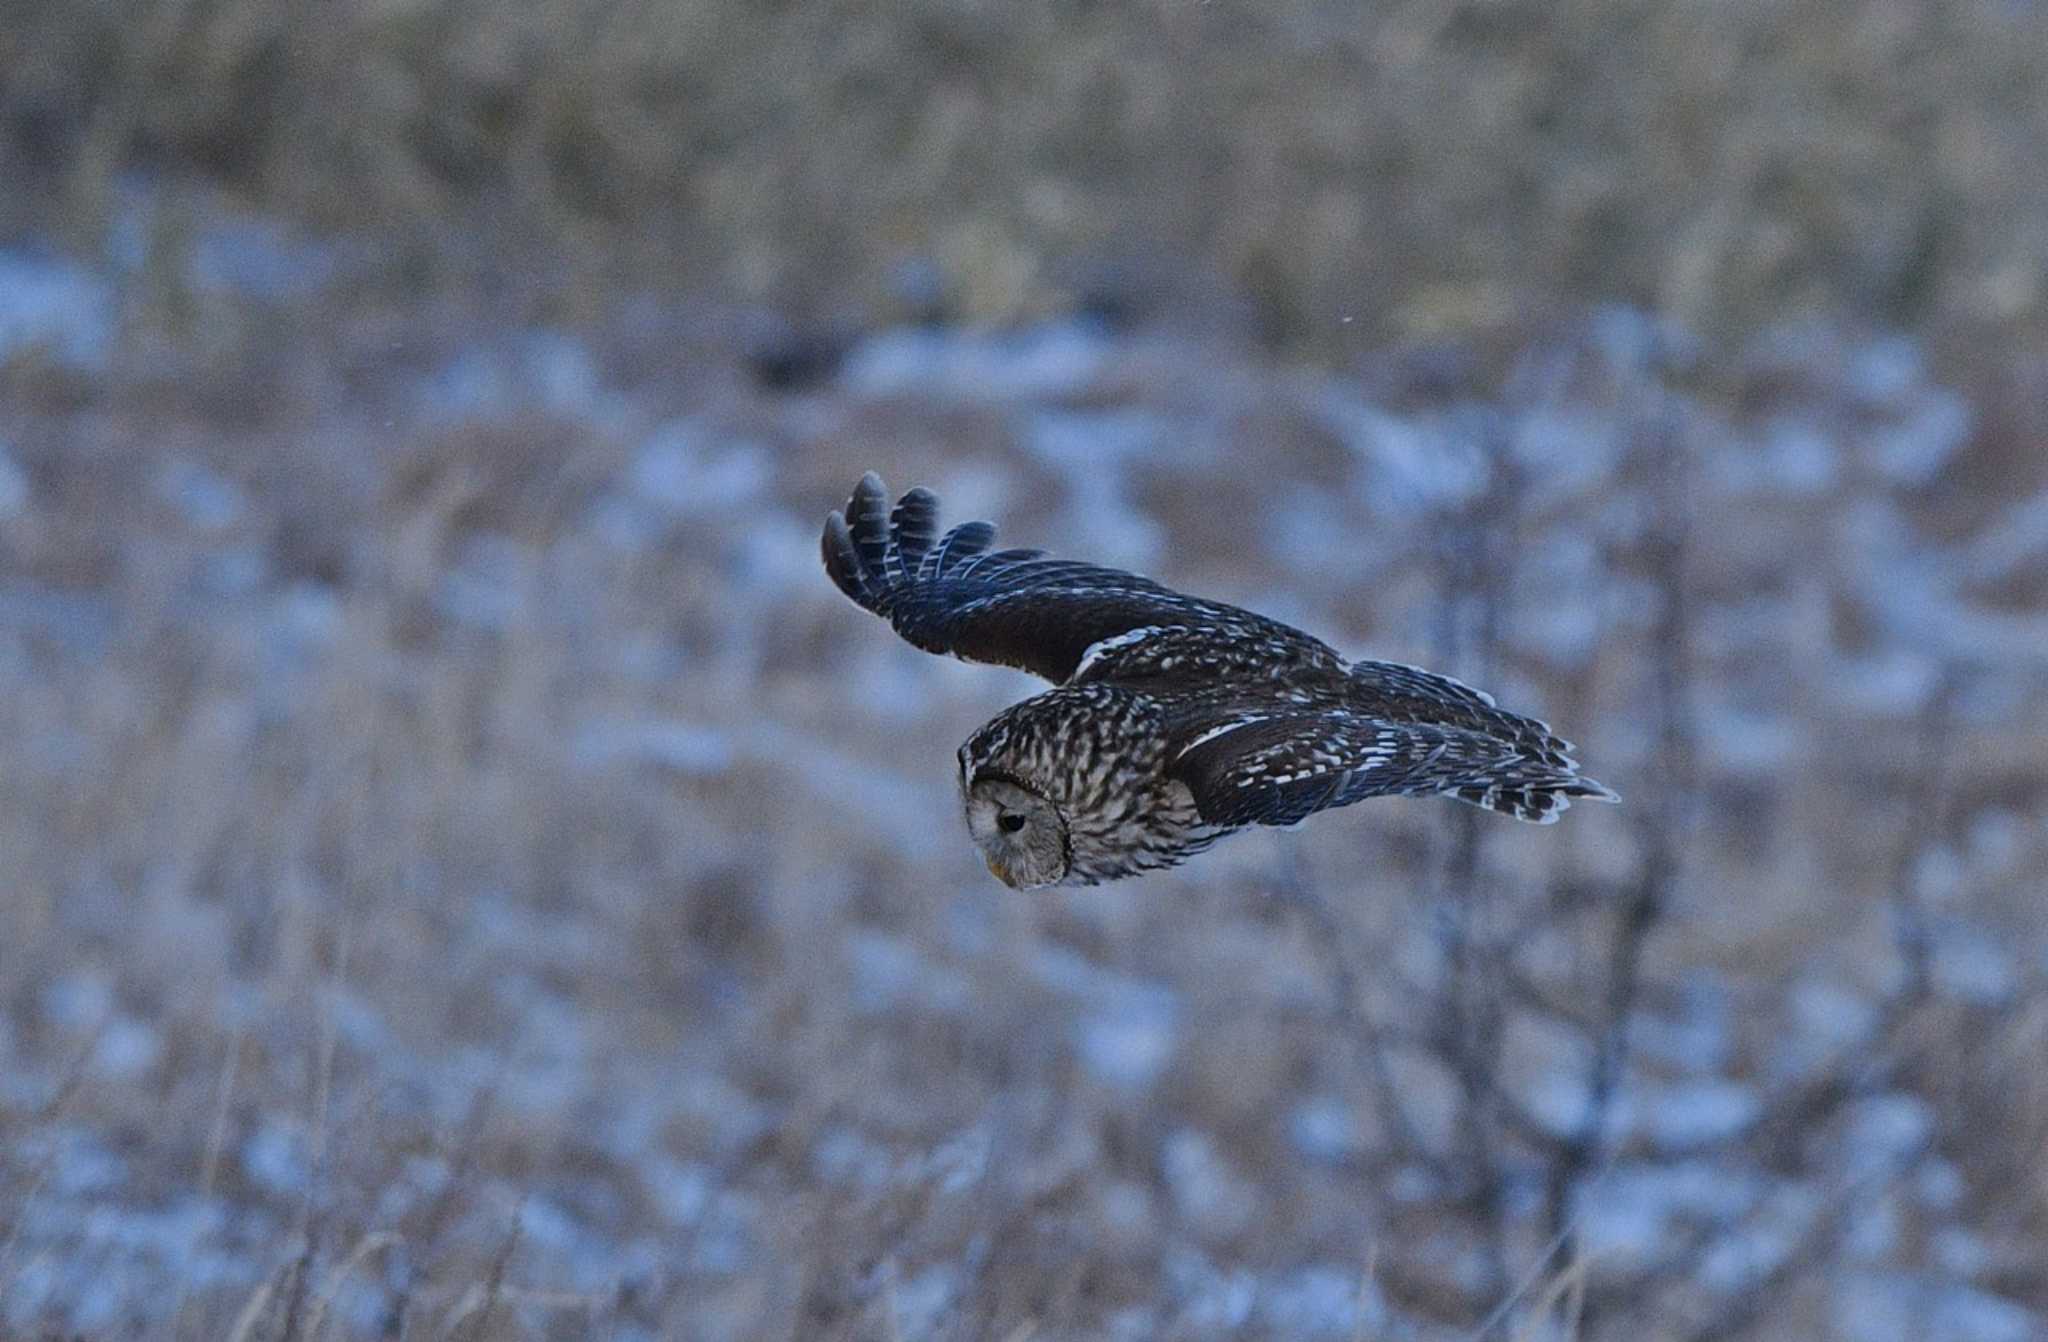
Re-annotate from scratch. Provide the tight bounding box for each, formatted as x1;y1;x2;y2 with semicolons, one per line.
824;473;1617;888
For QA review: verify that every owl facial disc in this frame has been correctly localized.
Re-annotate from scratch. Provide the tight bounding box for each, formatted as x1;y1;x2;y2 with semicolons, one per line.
963;775;1069;889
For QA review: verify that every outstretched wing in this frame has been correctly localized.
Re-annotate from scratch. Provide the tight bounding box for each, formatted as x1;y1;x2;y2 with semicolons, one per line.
822;473;1328;684
1345;659;1577;770
1169;708;1619;828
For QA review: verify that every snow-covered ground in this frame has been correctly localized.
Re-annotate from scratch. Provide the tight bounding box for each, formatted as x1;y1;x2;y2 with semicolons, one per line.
1;230;2044;1340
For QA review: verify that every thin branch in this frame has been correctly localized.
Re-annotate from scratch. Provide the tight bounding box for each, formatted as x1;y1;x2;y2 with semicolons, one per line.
1275;849;1452;1181
1540;404;1694;1341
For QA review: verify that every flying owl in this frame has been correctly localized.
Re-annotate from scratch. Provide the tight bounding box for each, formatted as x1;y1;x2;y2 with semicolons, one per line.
824;473;1617;889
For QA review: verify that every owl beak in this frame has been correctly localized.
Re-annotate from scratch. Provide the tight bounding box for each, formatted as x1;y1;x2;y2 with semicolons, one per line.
983;853;1018;888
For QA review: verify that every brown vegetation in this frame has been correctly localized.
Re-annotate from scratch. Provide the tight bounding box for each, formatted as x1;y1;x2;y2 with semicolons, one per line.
6;0;2048;355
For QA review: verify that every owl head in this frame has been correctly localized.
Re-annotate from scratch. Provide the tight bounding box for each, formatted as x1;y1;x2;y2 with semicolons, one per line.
962;773;1070;889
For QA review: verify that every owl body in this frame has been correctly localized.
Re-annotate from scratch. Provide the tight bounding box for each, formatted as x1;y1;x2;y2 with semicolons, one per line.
825;474;1617;889
963;682;1225;885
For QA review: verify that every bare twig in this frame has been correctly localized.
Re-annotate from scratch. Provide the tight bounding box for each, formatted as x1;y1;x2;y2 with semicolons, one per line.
1467;1149;1615;1341
1429;412;1523;1297
1671;1134;1933;1342
1275;835;1452;1180
200;1031;245;1190
305;1231;403;1342
445;1204;523;1342
1537;405;1694;1342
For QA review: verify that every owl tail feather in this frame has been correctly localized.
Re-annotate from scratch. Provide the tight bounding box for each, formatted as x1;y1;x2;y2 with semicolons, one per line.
1445;772;1620;825
1336;661;1618;824
823;473;998;614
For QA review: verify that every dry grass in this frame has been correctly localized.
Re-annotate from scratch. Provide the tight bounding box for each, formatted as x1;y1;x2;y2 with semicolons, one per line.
2;284;2046;1336
5;0;2048;355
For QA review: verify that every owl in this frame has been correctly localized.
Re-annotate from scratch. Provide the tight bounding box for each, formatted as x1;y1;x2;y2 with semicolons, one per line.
824;473;1617;888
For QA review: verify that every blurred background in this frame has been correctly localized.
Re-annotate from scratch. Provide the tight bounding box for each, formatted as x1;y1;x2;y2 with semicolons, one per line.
3;1;2047;1338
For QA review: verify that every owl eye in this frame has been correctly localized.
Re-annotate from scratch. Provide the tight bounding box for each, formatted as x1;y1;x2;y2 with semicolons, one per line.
997;812;1027;834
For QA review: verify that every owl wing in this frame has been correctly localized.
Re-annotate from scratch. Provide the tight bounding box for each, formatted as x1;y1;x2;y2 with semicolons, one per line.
1169;708;1618;828
823;473;1325;684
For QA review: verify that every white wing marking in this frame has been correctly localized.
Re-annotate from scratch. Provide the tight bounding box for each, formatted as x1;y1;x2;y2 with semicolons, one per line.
1176;715;1271;756
1071;624;1169;680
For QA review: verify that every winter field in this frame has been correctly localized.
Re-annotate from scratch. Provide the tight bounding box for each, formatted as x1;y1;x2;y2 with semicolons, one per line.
5;3;2048;1339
